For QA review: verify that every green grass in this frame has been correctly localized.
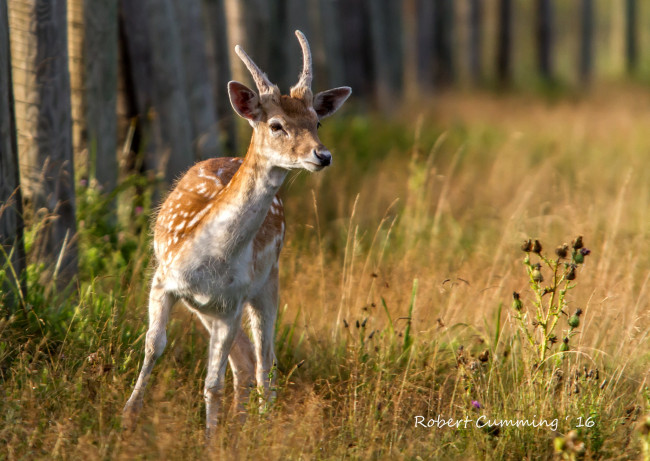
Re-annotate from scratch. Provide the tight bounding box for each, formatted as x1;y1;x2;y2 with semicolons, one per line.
2;87;650;459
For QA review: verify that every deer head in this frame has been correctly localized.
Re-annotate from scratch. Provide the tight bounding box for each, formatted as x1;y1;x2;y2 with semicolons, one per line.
228;30;351;172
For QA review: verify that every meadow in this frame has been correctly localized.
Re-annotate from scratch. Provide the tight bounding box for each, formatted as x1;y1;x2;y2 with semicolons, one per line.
2;86;650;459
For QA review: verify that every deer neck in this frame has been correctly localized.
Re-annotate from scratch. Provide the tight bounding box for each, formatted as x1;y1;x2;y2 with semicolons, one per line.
210;133;287;253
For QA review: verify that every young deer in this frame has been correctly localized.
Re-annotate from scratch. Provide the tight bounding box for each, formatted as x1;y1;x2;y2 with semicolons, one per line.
123;31;351;435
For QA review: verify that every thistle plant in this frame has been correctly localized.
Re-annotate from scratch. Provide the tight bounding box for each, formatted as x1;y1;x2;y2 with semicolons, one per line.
512;236;591;366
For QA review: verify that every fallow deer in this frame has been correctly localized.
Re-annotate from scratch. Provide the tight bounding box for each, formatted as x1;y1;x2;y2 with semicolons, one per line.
123;31;351;435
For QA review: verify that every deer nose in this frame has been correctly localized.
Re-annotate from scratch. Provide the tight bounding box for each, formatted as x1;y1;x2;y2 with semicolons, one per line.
313;149;332;166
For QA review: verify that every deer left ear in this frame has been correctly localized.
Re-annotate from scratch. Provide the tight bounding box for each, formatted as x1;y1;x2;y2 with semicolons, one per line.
313;87;352;119
228;81;263;121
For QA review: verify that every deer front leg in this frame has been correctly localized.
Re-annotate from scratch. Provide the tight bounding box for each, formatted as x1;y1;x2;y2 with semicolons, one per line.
204;308;243;437
228;328;255;417
123;274;175;429
246;268;279;409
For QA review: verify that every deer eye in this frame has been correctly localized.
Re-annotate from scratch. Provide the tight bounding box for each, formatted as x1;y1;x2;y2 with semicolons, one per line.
269;121;285;133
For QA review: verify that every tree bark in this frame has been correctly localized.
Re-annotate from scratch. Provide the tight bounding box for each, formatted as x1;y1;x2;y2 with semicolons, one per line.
432;0;454;87
172;0;221;160
536;0;554;82
338;0;373;99
1;0;27;304
314;0;345;88
203;0;237;155
579;0;594;84
368;0;403;108
224;0;272;90
468;0;483;84
84;0;118;194
496;0;512;86
9;0;77;286
145;0;194;182
416;0;435;91
625;0;637;74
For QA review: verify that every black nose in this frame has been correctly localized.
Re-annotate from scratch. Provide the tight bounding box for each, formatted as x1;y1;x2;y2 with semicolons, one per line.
314;149;331;166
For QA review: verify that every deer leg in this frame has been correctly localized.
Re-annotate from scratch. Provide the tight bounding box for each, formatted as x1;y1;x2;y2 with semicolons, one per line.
246;267;279;408
204;308;242;436
123;274;175;429
228;328;255;417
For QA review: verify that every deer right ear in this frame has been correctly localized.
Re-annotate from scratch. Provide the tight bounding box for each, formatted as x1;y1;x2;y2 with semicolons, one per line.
228;81;262;121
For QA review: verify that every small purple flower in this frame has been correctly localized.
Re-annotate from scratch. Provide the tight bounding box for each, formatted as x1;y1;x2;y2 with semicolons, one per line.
471;400;481;410
80;178;88;187
135;206;144;216
580;248;591;256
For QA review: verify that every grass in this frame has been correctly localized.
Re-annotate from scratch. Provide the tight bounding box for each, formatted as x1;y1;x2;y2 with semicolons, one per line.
2;86;650;459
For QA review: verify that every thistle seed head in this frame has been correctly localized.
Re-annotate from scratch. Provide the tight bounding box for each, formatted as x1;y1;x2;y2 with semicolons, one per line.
572;236;583;250
555;244;569;258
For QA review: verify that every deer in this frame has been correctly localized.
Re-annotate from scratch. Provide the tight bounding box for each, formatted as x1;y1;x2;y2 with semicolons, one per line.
122;30;351;436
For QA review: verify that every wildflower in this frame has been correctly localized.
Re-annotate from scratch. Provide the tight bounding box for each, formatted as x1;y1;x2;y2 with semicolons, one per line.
512;292;523;311
478;350;489;362
532;239;543;254
532;263;544;283
555;244;569;258
568;315;580;329
471;400;481;410
566;264;577;281
521;239;533;252
135;206;144;216
559;337;569;352
572;236;583;250
573;251;584;264
575;308;583;317
80;178;88;187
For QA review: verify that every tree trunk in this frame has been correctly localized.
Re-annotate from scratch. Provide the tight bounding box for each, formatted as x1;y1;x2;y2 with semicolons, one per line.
368;0;403;108
496;0;512;86
9;0;77;286
314;0;345;88
84;0;118;194
224;0;272;89
338;0;373;99
536;0;554;82
468;0;483;84
0;0;27;305
145;0;194;183
416;0;435;91
172;0;221;160
203;0;237;155
579;0;594;84
118;0;157;175
625;0;637;74
432;0;454;87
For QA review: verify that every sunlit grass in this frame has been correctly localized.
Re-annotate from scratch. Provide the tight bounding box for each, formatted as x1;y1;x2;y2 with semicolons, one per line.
2;87;650;459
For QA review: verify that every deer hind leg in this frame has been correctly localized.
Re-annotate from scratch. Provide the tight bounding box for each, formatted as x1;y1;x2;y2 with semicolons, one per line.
246;266;279;409
228;328;255;417
204;308;243;437
123;273;175;429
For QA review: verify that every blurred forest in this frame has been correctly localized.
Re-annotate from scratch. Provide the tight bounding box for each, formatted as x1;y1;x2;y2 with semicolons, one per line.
1;0;650;294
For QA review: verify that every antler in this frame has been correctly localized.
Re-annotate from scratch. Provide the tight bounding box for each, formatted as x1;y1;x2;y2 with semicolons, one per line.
293;30;313;90
235;45;276;95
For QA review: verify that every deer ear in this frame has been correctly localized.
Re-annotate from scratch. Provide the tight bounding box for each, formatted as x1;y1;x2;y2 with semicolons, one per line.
313;87;352;119
228;81;262;121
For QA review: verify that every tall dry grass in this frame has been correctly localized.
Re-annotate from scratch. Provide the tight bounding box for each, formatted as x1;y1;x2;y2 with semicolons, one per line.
2;87;650;459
